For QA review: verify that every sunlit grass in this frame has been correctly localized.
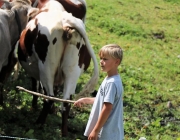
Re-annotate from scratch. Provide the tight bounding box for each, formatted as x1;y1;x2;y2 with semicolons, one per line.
0;0;179;139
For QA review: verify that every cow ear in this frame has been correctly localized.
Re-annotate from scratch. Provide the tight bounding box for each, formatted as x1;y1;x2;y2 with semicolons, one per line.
27;7;39;19
1;0;13;9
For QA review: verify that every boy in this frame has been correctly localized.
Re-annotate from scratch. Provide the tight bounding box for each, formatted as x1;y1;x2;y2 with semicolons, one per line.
74;44;124;140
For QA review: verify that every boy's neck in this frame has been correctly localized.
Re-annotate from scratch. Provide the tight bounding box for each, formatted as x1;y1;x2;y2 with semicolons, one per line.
107;69;118;77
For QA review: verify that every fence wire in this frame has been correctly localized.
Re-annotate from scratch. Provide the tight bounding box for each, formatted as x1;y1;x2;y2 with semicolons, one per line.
0;135;38;140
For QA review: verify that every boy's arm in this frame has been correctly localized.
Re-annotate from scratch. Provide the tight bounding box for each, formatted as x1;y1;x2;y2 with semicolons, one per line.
73;97;95;107
88;102;113;140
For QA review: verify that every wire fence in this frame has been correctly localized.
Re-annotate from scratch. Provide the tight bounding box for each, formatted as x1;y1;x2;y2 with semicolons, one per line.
0;135;38;140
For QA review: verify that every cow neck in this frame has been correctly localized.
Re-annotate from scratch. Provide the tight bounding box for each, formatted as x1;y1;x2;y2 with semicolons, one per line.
14;10;21;37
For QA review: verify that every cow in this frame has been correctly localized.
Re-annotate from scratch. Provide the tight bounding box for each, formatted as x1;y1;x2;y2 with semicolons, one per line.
17;0;99;136
0;0;39;105
25;0;88;109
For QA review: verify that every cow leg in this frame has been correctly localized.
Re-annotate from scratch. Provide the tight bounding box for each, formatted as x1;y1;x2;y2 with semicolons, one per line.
61;64;81;136
48;86;61;114
36;99;54;124
61;75;78;136
31;77;39;109
61;95;72;137
0;48;17;105
0;83;3;105
31;78;44;109
36;61;57;124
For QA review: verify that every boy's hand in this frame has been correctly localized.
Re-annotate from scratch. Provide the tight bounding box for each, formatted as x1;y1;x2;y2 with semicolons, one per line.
88;130;98;140
73;98;85;108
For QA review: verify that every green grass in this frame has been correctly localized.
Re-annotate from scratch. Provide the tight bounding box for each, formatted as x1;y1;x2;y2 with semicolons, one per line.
85;0;180;95
0;0;180;140
83;0;180;139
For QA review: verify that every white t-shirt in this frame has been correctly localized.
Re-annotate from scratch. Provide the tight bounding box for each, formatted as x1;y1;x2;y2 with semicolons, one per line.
84;74;124;140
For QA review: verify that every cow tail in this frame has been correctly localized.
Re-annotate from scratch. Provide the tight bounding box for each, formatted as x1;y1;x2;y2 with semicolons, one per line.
62;12;99;95
79;39;99;95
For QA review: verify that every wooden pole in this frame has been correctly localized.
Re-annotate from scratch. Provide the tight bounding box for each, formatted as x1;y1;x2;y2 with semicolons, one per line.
16;86;75;104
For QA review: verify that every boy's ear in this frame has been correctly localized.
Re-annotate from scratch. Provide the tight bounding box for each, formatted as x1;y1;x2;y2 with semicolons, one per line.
116;59;121;65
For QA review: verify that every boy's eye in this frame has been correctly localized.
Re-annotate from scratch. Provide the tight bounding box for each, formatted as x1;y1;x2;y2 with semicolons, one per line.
100;58;107;61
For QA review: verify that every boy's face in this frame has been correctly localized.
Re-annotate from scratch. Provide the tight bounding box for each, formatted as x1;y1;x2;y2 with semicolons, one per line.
99;54;120;74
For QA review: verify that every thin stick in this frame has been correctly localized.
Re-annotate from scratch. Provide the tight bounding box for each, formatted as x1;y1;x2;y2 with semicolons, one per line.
16;86;75;104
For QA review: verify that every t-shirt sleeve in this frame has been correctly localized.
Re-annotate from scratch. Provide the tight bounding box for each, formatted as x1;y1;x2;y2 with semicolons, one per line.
104;82;117;104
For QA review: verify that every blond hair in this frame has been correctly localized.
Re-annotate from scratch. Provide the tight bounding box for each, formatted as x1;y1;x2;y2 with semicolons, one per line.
99;44;123;64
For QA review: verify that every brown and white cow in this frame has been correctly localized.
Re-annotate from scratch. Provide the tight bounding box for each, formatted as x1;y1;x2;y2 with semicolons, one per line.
29;0;88;110
17;0;99;136
0;0;38;105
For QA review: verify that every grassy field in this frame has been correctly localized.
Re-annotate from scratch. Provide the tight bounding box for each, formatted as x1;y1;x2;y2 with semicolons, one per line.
83;0;180;139
0;0;180;140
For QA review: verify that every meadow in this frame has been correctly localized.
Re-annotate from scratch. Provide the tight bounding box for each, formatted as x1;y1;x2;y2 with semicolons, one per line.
0;0;180;139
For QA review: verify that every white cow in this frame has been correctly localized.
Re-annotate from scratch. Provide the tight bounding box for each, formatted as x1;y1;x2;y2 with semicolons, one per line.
0;0;38;105
17;0;99;136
